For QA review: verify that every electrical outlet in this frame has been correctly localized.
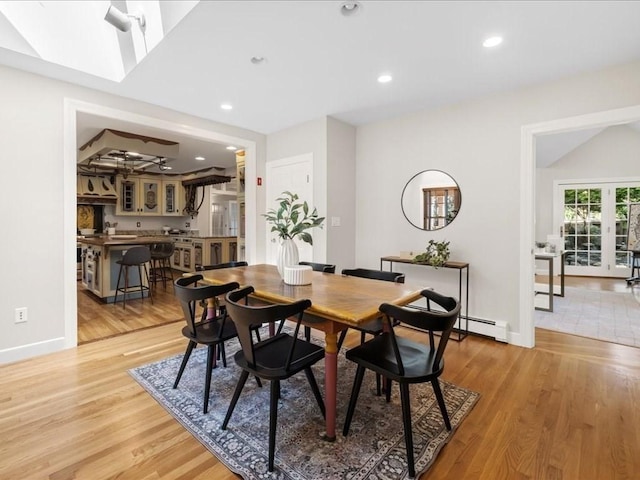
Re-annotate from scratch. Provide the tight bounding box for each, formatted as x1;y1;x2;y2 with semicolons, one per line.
136;222;141;227
15;307;27;324
185;222;190;228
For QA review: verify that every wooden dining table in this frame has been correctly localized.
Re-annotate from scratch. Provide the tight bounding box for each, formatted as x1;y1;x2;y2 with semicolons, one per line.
196;263;423;441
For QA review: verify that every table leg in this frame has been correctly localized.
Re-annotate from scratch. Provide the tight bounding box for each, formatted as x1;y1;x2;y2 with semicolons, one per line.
323;331;338;442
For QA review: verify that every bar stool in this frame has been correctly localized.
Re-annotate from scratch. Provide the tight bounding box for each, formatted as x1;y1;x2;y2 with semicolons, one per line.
113;246;153;308
150;242;175;289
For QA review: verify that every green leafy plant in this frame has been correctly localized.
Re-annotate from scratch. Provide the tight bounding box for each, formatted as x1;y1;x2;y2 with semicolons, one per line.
413;240;451;268
263;191;325;245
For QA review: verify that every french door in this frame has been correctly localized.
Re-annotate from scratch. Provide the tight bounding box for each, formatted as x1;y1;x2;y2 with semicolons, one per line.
557;181;640;277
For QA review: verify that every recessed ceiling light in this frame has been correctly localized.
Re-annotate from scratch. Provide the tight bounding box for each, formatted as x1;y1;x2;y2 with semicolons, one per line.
340;2;361;16
195;156;205;161
220;103;233;110
483;36;503;48
226;146;237;151
250;56;265;65
377;74;392;84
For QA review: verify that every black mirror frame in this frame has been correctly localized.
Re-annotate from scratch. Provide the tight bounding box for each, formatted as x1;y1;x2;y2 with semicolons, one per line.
401;169;462;231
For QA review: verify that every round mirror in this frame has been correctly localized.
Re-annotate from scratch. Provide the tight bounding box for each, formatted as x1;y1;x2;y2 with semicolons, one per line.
401;170;461;230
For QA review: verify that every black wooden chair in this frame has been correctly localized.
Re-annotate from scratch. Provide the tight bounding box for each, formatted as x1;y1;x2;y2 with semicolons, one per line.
222;286;326;472
299;261;336;274
113;246;153;308
195;261;248;271
298;261;336;341
173;275;242;414
337;268;405;350
342;289;461;478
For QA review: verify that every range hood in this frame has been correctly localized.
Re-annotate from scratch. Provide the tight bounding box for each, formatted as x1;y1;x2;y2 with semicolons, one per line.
77;129;180;176
77;174;118;204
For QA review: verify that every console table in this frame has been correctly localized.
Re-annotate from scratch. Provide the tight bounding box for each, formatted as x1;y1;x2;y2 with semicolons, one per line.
380;256;469;341
534;251;566;312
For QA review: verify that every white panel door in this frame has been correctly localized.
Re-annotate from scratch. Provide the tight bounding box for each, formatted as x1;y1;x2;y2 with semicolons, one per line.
265;153;313;265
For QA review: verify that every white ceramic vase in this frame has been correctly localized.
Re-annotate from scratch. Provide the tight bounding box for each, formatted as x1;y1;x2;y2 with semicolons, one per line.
276;238;299;278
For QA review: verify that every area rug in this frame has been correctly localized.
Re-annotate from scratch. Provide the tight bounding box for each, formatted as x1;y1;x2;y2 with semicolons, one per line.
129;333;479;479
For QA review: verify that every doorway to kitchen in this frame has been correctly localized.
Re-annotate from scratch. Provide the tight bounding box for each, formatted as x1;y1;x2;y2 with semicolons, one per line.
64;99;258;349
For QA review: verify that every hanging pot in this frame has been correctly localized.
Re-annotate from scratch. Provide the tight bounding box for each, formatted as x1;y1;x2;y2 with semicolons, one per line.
276;238;299;278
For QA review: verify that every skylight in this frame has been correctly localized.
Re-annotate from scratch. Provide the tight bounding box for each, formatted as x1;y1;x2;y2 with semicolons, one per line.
0;0;198;82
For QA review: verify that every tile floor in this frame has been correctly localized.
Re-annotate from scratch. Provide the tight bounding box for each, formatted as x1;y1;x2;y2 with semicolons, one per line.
535;283;640;348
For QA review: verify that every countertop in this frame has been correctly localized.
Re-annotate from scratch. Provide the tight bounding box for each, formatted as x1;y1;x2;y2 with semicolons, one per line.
77;235;237;246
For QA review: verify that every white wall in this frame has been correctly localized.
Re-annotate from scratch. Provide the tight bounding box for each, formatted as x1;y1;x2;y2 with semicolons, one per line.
355;61;640;342
536;124;640;240
326;117;356;272
0;64;265;364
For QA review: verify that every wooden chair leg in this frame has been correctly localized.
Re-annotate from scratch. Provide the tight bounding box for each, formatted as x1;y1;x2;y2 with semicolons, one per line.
385;378;392;403
173;341;196;388
337;329;348;352
431;378;451;430
399;382;416;478
343;365;366;436
222;370;250;428
203;345;215;414
304;367;326;418
268;379;280;472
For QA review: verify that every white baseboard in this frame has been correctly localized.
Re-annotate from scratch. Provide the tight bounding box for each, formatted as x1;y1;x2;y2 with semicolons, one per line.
0;337;67;365
464;317;508;342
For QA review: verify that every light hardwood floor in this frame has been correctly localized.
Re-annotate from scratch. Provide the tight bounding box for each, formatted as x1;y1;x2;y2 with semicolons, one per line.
2;298;639;479
77;272;183;344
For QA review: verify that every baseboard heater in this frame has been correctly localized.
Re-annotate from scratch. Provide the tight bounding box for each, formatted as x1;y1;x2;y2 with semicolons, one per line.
405;304;509;343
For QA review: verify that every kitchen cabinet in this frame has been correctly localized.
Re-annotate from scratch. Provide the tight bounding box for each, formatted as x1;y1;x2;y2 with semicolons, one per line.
77;175;117;198
116;175;162;215
193;240;204;267
170;237;238;272
79;241;151;302
172;238;193;271
162;179;184;216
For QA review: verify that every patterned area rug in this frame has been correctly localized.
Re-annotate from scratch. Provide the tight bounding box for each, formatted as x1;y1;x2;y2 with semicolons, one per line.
129;333;479;479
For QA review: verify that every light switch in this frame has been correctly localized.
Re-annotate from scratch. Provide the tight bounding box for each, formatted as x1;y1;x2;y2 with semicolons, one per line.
331;216;341;227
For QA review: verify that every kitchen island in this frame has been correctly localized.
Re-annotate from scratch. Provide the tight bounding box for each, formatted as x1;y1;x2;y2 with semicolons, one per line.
78;235;238;302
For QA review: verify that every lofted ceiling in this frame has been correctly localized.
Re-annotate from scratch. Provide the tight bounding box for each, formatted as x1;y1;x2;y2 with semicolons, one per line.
1;1;640;171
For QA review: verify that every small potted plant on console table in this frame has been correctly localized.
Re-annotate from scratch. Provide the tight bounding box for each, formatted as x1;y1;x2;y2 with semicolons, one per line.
413;240;451;268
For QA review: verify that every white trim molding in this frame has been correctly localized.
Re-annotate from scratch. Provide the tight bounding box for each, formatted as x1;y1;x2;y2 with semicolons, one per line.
520;104;640;348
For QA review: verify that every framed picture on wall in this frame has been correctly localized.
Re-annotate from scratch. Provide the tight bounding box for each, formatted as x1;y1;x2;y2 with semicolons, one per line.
627;203;640;251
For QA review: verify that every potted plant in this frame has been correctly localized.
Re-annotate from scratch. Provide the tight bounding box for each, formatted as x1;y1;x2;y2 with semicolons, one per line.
263;191;325;277
413;240;451;268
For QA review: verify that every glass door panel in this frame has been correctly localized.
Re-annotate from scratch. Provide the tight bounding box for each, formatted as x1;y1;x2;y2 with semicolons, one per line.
562;187;604;274
558;182;640;277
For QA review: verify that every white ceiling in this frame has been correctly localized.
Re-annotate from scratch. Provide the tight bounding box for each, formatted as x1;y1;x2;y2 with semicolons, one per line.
2;1;640;172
